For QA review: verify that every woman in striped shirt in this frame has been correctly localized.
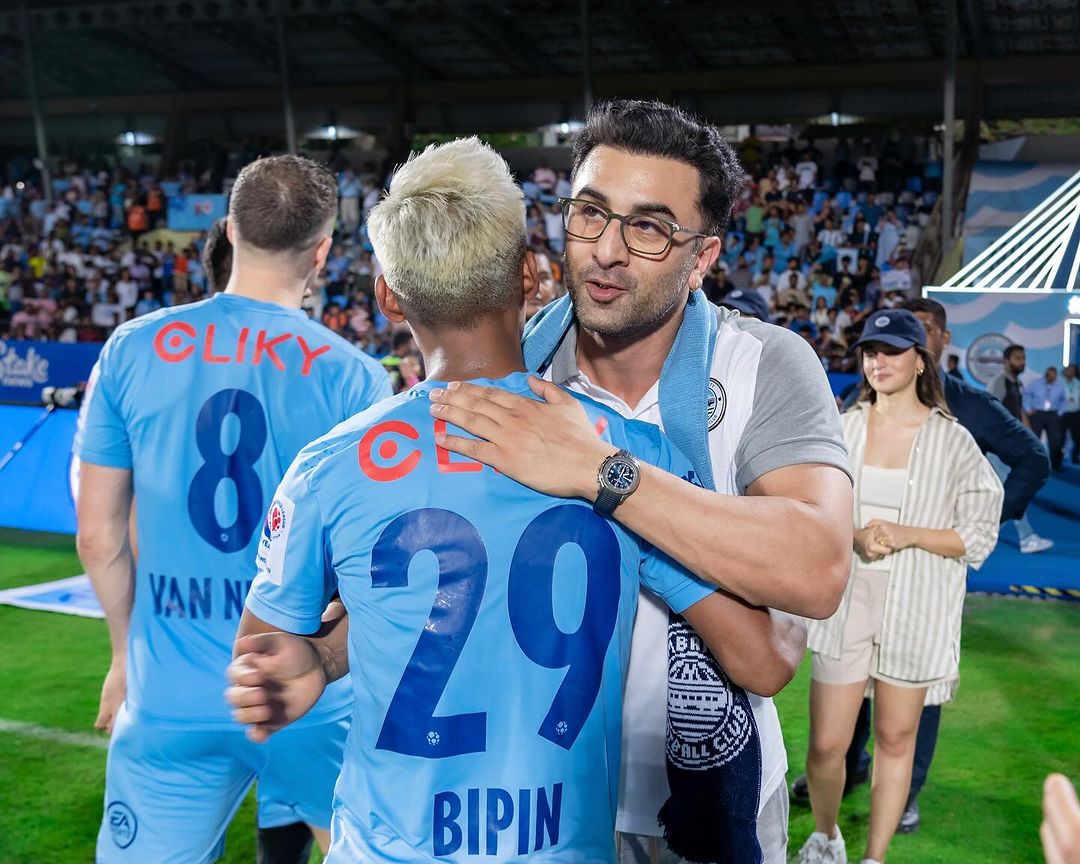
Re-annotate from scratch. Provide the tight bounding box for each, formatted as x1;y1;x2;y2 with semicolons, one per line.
799;309;1002;864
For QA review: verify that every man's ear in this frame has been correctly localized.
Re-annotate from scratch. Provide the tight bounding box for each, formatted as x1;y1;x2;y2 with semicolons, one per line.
690;236;721;293
522;250;539;304
312;235;333;275
225;217;234;244
374;274;407;324
942;327;952;350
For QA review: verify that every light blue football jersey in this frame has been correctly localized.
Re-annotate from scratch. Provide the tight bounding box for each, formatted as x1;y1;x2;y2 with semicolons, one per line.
74;292;392;726
246;371;716;863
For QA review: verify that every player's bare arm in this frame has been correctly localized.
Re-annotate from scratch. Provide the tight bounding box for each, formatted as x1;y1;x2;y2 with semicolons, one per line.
227;604;350;742
75;462;135;733
430;377;852;620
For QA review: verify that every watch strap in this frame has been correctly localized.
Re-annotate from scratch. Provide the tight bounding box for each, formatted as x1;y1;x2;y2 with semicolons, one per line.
593;485;624;516
593;449;639;516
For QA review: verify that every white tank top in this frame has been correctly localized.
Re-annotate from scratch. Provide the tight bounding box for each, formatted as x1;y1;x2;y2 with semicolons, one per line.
861;464;908;571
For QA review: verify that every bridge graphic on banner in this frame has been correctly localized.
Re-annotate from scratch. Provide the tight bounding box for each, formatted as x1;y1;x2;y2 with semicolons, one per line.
932;169;1080;294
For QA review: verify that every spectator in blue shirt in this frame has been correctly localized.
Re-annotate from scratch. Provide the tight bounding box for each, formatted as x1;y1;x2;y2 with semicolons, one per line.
722;232;744;266
753;251;776;283
325;244;350;285
1025;367;1068;470
133;287;161;317
742;235;763;268
763;205;786;250
811;273;837;308
338;167;362;237
774;229;800;270
859;192;884;228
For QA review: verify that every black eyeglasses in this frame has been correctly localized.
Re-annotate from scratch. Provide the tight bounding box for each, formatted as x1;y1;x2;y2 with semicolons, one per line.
559;197;711;256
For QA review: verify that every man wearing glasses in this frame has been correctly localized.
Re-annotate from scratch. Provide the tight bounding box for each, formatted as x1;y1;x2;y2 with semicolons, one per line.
430;99;853;863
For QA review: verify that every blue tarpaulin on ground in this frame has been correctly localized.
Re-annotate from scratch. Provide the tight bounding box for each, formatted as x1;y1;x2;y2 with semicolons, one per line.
0;405;79;533
971;464;1080;599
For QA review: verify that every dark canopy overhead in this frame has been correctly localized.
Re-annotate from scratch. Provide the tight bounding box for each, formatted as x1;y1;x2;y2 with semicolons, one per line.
0;0;1077;101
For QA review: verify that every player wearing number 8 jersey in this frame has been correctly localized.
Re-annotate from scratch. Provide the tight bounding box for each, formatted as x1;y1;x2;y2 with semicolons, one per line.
74;155;391;864
228;138;803;862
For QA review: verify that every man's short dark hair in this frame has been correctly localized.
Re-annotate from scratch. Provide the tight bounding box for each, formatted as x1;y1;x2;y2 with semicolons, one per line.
202;218;232;293
571;99;746;236
902;297;947;331
1004;344;1025;360
229;155;337;252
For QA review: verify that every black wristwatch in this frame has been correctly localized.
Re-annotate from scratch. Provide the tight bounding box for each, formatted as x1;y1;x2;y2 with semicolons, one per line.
593;449;641;516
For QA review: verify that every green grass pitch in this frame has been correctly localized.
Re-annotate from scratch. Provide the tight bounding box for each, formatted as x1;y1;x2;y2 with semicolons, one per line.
0;529;1076;863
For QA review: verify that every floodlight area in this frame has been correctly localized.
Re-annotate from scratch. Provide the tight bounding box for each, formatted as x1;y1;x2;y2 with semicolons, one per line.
115;131;157;147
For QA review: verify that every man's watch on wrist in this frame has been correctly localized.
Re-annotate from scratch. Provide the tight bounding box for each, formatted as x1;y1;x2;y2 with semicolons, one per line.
593;449;641;516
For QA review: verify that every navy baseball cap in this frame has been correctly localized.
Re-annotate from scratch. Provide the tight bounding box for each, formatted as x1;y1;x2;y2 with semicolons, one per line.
720;289;771;323
851;308;927;351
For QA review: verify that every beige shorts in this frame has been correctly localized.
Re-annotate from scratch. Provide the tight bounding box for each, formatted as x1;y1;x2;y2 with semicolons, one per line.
812;568;947;690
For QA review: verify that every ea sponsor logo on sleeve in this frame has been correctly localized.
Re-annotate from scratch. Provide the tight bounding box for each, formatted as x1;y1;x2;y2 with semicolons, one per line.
106;801;138;849
706;378;727;430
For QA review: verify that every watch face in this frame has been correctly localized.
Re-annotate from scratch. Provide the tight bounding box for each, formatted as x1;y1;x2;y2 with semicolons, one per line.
604;458;637;492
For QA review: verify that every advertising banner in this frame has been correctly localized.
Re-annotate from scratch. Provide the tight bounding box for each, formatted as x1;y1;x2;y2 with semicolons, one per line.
166;194;227;231
0;340;102;405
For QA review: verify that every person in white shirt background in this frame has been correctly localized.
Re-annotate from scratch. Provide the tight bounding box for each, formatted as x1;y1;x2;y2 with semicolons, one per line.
1063;364;1080;464
796;153;819;193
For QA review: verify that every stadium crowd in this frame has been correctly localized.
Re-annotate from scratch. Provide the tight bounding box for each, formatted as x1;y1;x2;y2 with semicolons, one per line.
0;134;938;386
6;102;1078;864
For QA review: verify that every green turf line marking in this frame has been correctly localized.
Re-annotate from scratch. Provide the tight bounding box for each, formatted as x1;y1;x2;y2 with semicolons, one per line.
0;718;108;750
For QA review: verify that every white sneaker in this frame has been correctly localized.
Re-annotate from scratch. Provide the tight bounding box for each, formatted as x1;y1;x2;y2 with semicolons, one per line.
799;827;847;864
1020;534;1054;554
798;832;829;864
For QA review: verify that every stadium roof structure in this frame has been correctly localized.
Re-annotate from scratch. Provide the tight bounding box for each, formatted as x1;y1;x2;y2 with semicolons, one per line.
0;0;1079;121
930;169;1080;293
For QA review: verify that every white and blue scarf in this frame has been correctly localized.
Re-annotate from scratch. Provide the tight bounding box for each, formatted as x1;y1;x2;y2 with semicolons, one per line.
523;291;763;864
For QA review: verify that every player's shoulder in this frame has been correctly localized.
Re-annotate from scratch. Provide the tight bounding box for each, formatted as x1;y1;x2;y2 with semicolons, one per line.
564;390;666;465
290;388;419;483
99;299;215;359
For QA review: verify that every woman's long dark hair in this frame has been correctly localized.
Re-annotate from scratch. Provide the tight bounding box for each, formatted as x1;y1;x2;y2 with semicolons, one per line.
856;344;950;412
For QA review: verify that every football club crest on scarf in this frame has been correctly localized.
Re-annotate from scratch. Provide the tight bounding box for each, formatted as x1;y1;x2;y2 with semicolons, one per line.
667;622;754;769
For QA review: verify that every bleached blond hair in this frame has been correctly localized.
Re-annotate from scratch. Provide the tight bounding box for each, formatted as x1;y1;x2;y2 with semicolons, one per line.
367;137;526;328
